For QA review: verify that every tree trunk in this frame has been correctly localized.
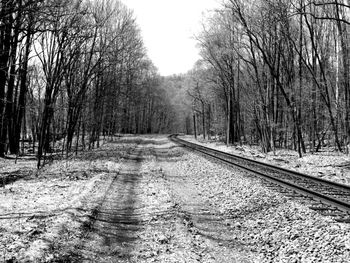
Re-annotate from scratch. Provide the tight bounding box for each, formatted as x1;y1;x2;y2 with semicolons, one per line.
201;101;206;140
193;113;197;139
226;89;231;146
0;0;14;156
335;2;350;151
14;23;32;156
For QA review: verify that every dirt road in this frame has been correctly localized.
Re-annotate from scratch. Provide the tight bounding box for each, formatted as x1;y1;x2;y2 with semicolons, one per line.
44;136;254;262
5;135;347;262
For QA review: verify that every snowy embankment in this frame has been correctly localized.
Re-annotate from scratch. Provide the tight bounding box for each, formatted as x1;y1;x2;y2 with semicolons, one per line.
181;135;350;185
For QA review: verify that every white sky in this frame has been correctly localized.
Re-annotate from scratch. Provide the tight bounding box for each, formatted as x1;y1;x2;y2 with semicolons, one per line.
120;0;221;76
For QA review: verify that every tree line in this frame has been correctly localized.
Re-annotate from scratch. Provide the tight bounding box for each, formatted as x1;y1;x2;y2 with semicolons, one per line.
2;0;348;165
178;0;350;156
0;0;175;167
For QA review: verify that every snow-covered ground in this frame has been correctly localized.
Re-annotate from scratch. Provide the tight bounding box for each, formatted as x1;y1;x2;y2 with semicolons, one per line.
0;139;128;262
1;135;350;262
165;149;350;262
181;135;350;186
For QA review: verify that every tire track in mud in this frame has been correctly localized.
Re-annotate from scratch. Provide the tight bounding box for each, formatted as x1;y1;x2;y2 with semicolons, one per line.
48;137;257;262
73;140;214;263
77;147;145;262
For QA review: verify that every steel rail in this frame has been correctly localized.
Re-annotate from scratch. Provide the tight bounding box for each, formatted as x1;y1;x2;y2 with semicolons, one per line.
170;135;350;214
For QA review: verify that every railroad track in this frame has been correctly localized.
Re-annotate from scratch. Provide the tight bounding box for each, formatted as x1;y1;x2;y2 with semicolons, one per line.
169;134;350;223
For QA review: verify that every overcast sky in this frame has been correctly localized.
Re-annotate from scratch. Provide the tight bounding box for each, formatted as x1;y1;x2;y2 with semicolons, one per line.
120;0;220;76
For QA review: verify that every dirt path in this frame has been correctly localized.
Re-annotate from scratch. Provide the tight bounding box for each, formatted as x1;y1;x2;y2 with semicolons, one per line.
76;147;144;262
53;137;255;262
1;136;255;262
154;144;256;263
4;136;350;262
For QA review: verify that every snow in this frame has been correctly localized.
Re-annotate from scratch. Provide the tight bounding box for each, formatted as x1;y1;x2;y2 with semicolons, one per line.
2;135;350;262
163;141;350;262
181;135;350;185
0;138;132;262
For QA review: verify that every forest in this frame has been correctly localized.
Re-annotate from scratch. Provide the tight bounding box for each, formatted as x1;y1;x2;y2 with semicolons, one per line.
183;0;350;158
0;0;177;168
0;0;350;169
2;1;350;261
